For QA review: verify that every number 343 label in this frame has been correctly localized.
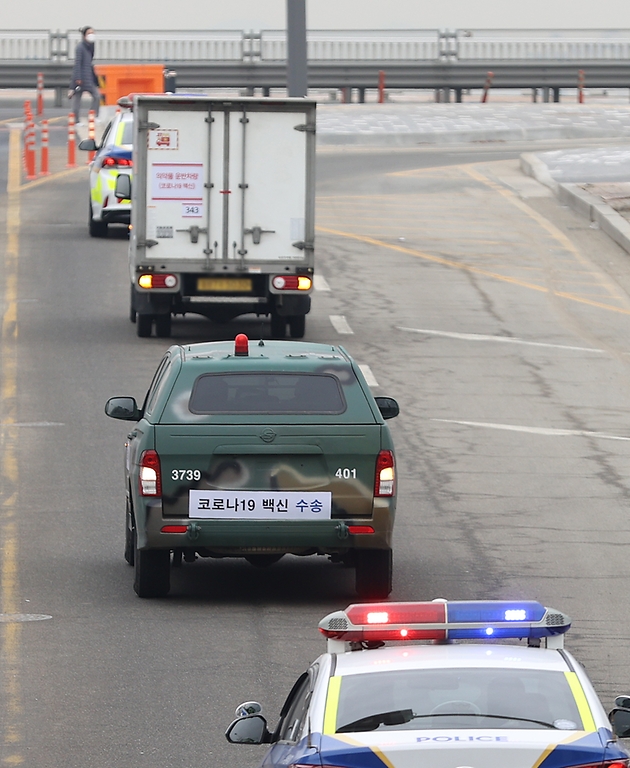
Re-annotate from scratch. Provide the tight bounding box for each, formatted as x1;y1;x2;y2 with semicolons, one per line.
182;203;203;218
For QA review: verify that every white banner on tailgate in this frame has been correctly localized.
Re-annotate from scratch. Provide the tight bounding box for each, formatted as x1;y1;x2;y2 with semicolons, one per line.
151;162;204;201
189;491;332;520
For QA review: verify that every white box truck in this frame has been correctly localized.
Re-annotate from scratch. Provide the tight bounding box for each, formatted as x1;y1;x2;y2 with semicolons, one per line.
122;95;316;338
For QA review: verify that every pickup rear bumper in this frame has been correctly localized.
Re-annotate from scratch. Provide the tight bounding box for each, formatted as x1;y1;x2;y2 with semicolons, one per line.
138;499;394;552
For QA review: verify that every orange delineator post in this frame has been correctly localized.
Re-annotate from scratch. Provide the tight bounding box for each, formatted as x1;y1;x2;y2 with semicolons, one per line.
578;69;585;104
87;110;96;163
40;119;50;176
67;113;77;169
24;120;36;180
37;72;44;116
378;70;386;104
481;71;494;103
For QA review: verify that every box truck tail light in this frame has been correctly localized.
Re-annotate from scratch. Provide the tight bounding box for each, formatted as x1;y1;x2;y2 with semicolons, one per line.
138;274;178;289
272;275;312;291
374;450;395;497
139;450;162;496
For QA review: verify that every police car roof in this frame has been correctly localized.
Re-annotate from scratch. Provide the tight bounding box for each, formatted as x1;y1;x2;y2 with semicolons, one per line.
332;643;574;677
178;339;351;365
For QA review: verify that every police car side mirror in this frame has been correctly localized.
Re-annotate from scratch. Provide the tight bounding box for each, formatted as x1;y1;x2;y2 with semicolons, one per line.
115;174;132;200
225;714;270;745
375;397;399;420
78;138;98;152
610;707;630;738
105;397;141;421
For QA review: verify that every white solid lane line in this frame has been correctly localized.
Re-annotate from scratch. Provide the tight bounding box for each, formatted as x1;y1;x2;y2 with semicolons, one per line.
433;419;630;442
358;364;379;388
330;315;354;334
397;327;604;354
314;274;331;292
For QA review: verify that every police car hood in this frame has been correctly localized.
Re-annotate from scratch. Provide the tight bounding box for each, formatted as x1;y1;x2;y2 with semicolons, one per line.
319;727;614;768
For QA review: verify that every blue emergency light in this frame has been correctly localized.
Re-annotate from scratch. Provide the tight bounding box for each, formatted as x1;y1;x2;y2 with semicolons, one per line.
319;600;571;649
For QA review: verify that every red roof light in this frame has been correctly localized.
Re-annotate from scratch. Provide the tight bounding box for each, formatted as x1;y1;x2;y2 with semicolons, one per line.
234;334;249;356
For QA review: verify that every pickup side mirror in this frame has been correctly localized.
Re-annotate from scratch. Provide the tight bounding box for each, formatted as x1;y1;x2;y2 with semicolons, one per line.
78;138;98;152
225;714;270;745
610;707;630;738
115;173;132;200
105;396;141;421
375;396;399;420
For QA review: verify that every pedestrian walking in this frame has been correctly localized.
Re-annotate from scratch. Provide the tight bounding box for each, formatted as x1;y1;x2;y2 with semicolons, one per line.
69;26;100;125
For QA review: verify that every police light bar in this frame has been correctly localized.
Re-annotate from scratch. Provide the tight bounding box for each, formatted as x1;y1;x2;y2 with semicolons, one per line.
319;600;571;651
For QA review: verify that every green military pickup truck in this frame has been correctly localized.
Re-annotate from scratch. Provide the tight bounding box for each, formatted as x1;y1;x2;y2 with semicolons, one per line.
106;335;399;599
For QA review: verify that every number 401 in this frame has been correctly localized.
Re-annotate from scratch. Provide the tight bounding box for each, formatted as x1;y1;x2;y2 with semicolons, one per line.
335;468;357;479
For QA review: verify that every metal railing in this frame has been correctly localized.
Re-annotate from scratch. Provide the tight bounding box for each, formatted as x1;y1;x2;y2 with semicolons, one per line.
3;28;630;62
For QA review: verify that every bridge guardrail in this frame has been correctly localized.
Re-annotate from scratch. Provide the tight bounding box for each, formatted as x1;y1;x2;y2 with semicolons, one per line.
3;28;630;62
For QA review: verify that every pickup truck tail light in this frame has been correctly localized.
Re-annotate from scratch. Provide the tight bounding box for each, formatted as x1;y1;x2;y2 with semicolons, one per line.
139;450;162;496
374;450;395;497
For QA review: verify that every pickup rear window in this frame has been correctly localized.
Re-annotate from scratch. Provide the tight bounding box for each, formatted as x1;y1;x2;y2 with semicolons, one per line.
189;373;346;415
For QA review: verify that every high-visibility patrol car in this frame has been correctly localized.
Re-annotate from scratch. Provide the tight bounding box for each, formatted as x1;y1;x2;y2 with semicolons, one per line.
225;600;630;768
79;108;133;237
105;335;399;599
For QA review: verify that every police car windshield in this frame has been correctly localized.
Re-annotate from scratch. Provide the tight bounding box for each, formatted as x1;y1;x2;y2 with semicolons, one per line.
334;669;583;732
189;373;346;415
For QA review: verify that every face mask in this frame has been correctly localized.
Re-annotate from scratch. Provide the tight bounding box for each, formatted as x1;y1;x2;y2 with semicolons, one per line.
85;33;95;43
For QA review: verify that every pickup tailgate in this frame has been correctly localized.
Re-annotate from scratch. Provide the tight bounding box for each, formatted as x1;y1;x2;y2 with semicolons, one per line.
157;424;381;519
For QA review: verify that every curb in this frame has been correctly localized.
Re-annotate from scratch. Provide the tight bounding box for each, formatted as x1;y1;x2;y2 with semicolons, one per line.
521;152;630;257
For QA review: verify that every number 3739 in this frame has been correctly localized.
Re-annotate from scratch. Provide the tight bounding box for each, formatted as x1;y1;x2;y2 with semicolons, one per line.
171;469;202;481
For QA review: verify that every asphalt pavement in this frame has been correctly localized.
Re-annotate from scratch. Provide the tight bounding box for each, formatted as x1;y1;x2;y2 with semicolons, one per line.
3;104;630;766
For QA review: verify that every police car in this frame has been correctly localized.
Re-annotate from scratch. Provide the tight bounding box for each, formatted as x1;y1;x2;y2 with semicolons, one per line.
225;600;630;768
79;108;133;237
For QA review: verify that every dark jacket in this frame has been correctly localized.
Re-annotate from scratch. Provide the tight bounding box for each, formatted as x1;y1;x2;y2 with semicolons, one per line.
71;41;97;88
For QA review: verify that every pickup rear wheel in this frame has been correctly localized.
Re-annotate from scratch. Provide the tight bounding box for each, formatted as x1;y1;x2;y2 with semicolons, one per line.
355;549;393;599
136;314;153;337
133;545;171;598
124;500;135;566
289;314;306;339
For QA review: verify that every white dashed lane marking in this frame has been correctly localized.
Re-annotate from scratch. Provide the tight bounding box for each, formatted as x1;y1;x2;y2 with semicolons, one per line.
398;327;604;354
358;364;379;388
434;419;630;442
314;274;331;292
330;315;354;334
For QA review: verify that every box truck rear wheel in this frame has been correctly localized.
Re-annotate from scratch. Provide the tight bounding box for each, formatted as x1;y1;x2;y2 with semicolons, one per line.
129;285;137;323
155;314;172;338
289;315;306;339
136;314;153;337
270;313;286;339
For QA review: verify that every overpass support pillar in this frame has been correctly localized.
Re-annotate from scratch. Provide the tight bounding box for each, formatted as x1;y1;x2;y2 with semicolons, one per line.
358;87;366;103
455;88;463;103
54;87;63;108
553;87;561;102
